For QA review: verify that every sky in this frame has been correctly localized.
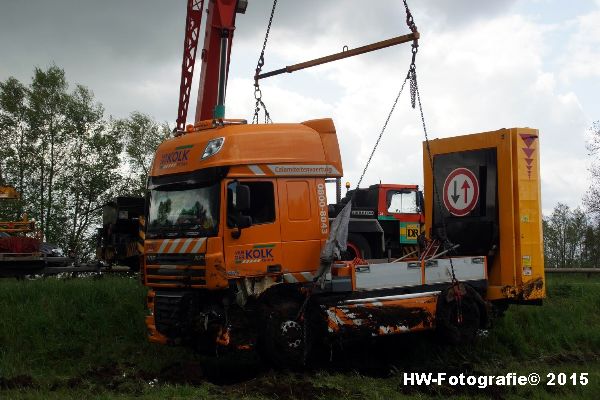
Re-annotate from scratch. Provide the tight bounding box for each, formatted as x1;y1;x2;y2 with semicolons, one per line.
1;0;599;214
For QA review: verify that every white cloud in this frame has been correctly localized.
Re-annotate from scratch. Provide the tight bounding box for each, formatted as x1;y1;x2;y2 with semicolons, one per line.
1;0;596;213
239;11;590;211
560;11;600;81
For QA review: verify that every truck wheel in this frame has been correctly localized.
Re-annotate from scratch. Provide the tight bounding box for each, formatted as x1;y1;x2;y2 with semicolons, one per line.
259;299;305;369
436;284;480;344
342;233;372;260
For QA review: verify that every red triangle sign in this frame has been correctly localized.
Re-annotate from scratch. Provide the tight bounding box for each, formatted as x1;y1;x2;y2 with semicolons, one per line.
520;133;537;148
522;147;535;158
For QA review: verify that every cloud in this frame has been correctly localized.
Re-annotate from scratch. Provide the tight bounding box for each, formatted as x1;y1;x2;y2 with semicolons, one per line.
236;11;589;212
560;11;600;81
0;0;595;212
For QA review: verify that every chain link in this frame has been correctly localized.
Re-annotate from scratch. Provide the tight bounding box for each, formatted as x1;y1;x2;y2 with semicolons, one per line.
413;61;458;283
356;0;418;189
355;71;410;190
253;0;278;124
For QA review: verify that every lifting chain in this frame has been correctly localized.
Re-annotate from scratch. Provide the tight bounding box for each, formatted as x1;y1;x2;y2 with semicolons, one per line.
407;23;460;308
355;70;410;189
252;0;278;124
404;0;419;109
408;41;461;327
356;0;460;293
355;0;418;189
413;65;458;282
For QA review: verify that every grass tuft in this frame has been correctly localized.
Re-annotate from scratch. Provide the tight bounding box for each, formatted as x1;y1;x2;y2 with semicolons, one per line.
0;273;598;399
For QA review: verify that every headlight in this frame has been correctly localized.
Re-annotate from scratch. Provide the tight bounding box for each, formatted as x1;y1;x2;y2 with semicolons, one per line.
202;137;225;159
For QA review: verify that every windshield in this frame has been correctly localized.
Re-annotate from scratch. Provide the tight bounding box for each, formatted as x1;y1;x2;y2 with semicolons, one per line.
147;182;220;238
387;190;418;214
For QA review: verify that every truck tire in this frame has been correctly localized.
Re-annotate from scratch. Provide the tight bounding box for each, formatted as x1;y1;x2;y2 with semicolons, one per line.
257;286;308;369
436;284;481;344
342;233;372;260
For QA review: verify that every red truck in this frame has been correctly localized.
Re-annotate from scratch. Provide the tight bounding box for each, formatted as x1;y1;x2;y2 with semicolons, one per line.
329;183;424;260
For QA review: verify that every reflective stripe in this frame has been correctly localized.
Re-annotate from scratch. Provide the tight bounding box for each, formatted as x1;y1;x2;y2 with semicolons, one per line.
179;238;194;253
342;290;441;304
300;272;314;282
190;238;206;253
167;239;181;253
158;240;170;253
284;274;298;283
248;165;266;175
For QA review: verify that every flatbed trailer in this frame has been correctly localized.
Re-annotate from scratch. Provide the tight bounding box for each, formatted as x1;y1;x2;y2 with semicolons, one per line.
0;252;46;277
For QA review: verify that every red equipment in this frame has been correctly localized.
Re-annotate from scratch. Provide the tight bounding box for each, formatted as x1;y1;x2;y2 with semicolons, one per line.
175;0;247;131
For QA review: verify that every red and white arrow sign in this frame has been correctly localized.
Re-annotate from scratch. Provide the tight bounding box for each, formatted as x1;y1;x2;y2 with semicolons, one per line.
442;168;479;216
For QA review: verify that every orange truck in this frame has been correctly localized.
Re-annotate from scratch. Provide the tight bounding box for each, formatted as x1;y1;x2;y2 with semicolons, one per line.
143;121;545;365
142;1;544;367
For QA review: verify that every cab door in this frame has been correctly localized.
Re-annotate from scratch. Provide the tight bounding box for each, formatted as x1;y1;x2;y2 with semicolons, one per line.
277;178;324;273
223;179;283;277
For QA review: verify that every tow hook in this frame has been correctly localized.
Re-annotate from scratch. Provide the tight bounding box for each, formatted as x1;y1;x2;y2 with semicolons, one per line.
216;326;231;346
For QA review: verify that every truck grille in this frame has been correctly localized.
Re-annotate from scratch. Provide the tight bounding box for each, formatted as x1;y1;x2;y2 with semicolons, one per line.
145;253;206;288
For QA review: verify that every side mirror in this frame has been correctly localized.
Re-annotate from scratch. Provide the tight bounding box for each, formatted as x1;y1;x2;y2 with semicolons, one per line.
235;184;251;211
237;215;252;229
232;215;253;239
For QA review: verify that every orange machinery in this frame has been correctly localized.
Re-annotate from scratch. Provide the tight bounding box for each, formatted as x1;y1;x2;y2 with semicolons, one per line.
0;185;45;276
143;119;545;365
142;0;544;366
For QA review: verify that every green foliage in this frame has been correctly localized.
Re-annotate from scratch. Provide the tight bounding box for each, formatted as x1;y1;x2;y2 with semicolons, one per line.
585;121;600;215
112;112;170;196
0;67;168;258
543;202;600;268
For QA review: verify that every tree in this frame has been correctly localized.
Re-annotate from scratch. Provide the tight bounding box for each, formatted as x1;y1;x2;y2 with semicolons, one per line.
0;67;124;258
543;203;594;268
584;121;600;215
0;77;31;220
59;85;121;257
1;66;171;259
113;112;170;196
26;66;70;241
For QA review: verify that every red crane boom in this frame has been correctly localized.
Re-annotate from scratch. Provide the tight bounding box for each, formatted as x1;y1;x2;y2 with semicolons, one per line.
176;0;246;132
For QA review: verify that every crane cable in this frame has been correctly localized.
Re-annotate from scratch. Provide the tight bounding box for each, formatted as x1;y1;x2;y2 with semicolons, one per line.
252;0;278;124
355;0;417;189
354;0;460;285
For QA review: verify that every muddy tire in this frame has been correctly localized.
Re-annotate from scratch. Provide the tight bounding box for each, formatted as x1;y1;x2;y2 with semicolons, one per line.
436;284;481;345
256;286;308;369
341;233;372;261
259;299;305;369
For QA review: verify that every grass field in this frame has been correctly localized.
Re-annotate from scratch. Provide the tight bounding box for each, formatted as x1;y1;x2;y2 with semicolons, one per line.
0;273;599;399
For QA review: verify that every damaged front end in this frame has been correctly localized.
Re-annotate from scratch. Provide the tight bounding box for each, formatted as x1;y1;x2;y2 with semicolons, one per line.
145;276;280;352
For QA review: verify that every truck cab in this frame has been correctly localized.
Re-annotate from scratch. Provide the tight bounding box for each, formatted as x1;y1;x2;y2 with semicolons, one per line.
329;184;425;259
143;118;342;345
